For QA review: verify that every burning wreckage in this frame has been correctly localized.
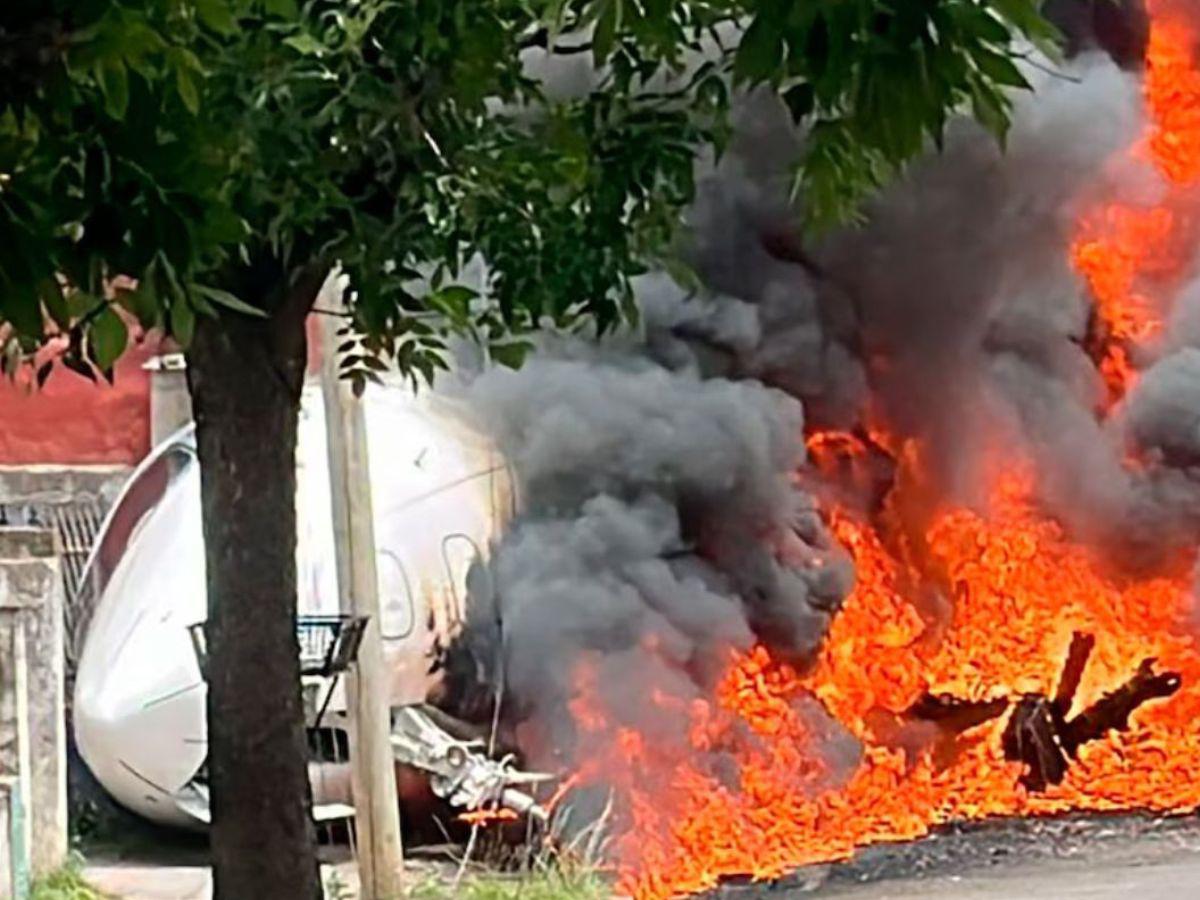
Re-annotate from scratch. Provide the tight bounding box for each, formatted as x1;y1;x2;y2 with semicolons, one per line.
72;2;1200;897
436;4;1200;895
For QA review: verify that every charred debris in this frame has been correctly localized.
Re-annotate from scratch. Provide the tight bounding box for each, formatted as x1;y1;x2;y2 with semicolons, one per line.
873;631;1181;793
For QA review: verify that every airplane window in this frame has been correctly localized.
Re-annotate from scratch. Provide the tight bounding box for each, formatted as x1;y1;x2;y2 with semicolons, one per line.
441;534;482;626
378;549;416;640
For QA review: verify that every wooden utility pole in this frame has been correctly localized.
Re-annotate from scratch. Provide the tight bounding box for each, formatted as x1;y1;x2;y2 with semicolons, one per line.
317;275;405;898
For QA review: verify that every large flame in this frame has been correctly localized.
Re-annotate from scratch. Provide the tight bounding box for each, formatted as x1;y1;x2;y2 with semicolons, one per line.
568;462;1199;899
1070;3;1200;404
561;7;1200;899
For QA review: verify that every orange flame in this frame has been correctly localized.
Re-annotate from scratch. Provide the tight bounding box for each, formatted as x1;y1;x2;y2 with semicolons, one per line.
1145;7;1200;185
566;468;1200;899
559;8;1200;898
457;807;519;826
1070;6;1200;404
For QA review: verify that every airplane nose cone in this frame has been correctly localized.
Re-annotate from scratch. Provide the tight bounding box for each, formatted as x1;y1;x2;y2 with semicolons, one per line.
74;605;208;826
73;449;209;826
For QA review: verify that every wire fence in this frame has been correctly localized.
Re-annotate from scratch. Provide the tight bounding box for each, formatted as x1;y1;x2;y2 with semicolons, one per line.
0;500;107;688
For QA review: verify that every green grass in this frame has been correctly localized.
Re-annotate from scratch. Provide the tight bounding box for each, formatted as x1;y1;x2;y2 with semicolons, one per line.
30;856;109;900
407;865;607;900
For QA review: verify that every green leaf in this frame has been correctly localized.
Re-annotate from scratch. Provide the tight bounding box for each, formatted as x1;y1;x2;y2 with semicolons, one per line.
592;0;621;64
735;15;784;84
427;285;476;326
973;48;1031;90
200;205;248;244
89;306;128;372
39;280;70;331
989;0;1049;35
361;354;389;373
110;17;168;64
188;285;217;318
168;45;205;73
115;278;160;331
970;77;1011;145
956;6;1012;45
543;0;569;37
157;252;184;298
191;284;266;317
283;34;326;56
263;0;299;16
66;291;103;320
490;340;533;369
662;256;702;294
989;0;1062;59
176;66;200;114
96;59;129;120
0;282;44;339
195;0;238;35
170;297;196;347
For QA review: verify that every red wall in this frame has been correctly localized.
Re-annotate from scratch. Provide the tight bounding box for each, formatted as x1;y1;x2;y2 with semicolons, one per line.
0;249;350;465
0;316;325;467
0;341;156;466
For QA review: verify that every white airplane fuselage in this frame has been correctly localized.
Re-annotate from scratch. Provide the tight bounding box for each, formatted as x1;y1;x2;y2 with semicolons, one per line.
73;380;512;827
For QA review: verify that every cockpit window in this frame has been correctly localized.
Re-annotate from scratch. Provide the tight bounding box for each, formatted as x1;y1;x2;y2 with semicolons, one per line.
83;446;196;604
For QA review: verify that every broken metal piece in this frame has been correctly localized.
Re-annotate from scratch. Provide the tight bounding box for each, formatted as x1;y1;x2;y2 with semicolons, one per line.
390;704;553;822
1052;631;1095;725
907;693;1010;731
1060;659;1182;757
1002;632;1182;792
867;693;1009;772
919;694;1011;771
1002;695;1068;792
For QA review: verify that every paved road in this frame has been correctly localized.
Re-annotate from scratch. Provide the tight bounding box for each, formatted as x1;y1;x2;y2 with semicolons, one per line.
89;851;1200;900
85;862;360;900
85;865;210;900
817;852;1200;899
87;821;1200;899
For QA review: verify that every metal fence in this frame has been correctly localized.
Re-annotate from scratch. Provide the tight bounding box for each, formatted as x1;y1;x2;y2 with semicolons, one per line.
0;500;107;685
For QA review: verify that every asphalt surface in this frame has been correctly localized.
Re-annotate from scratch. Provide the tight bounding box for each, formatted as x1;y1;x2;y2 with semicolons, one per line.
88;849;1200;900
88;814;1200;898
819;852;1200;899
713;814;1200;899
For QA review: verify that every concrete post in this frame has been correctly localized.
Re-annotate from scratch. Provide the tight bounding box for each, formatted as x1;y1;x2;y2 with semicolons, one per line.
0;528;67;879
143;353;193;445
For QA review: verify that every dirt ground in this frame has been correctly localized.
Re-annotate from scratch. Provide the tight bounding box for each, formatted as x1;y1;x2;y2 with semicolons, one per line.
84;850;472;899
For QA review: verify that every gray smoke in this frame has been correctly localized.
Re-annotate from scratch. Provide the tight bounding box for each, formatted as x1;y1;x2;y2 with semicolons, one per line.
728;53;1145;506
687;50;1200;568
441;46;1200;775
447;326;853;761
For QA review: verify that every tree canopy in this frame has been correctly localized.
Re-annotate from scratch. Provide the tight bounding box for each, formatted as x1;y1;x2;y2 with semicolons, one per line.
0;2;1065;897
1;0;1058;384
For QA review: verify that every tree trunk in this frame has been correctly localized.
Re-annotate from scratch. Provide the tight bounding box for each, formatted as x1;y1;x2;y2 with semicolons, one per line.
186;272;324;900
